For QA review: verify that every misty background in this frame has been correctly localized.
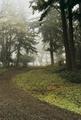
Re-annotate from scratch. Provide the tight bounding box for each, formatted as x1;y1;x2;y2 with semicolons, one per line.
0;0;62;66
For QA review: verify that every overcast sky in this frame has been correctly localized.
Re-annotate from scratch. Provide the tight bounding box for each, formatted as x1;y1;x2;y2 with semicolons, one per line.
0;0;40;21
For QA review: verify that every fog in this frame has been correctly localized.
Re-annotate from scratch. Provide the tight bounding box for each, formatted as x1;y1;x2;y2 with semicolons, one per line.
0;0;51;66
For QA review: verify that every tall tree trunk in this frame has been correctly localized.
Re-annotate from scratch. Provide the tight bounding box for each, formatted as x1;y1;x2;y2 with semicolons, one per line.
16;42;21;67
68;7;76;70
78;3;81;64
49;37;54;65
50;49;54;65
60;1;72;70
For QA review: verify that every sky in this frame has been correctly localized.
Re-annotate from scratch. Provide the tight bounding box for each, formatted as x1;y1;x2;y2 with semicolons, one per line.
0;0;40;21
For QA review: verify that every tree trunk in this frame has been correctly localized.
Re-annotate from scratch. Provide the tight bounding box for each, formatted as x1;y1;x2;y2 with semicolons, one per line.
60;1;72;70
50;50;54;65
68;7;76;70
49;38;54;65
78;3;81;64
16;42;21;67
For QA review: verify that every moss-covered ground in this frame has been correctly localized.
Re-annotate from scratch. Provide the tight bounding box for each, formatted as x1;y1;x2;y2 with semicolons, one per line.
14;66;81;114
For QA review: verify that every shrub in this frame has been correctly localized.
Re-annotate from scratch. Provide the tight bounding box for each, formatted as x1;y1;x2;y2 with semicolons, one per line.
60;71;81;83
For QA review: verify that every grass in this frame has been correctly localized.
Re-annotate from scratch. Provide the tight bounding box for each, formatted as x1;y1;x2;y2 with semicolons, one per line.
0;68;7;74
13;66;81;114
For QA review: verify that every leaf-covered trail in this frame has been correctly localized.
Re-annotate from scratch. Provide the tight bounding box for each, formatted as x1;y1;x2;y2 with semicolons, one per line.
0;69;81;120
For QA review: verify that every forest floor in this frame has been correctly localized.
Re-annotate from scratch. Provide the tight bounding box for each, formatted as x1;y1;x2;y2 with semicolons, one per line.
0;68;81;120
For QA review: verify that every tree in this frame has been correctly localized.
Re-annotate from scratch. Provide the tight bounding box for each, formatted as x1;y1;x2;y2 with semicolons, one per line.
0;19;37;67
31;0;81;70
15;26;37;67
39;8;63;65
0;22;17;67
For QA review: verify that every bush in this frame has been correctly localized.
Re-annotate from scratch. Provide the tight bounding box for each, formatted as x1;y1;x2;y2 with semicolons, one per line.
60;71;81;83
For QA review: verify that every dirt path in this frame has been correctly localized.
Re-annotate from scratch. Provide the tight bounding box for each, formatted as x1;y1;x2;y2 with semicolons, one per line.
0;69;81;120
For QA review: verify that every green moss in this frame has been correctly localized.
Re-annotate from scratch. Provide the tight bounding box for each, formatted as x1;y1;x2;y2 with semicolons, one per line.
13;67;81;114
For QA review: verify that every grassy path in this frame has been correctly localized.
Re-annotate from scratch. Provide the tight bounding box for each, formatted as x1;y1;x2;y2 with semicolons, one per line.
0;69;80;120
